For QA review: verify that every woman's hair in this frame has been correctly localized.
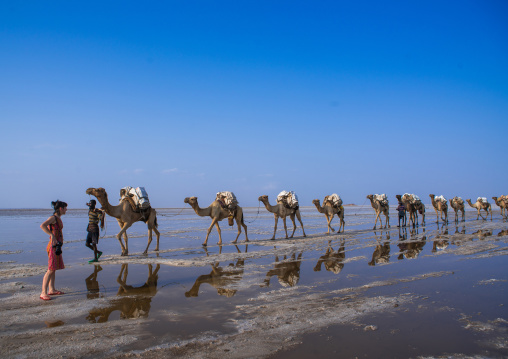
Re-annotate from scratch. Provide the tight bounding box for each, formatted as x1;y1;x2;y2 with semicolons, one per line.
87;199;96;210
51;200;68;214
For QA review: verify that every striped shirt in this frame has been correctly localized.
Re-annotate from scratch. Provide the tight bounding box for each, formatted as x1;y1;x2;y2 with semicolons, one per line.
88;210;101;232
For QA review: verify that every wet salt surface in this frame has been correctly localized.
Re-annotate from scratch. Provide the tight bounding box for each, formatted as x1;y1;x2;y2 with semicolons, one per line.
0;206;507;358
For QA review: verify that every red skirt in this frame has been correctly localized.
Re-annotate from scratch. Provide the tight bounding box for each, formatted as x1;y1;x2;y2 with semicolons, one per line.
48;247;65;271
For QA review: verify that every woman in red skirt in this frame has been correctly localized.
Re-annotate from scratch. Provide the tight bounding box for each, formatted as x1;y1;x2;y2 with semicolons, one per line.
40;200;67;300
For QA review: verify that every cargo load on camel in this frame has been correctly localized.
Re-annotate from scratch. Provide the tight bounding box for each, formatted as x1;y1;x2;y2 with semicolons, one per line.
277;191;299;209
216;191;239;226
375;194;388;206
453;196;464;205
324;193;343;208
120;187;151;219
403;193;420;204
477;197;489;204
435;195;447;203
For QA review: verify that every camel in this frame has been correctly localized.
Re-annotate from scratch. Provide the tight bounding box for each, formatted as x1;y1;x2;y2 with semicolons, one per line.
492;196;508;217
85;187;160;256
258;195;306;240
369;231;391;266
366;194;390;230
396;194;424;228
429;194;448;224
183;196;248;246
466;198;492;220
449;197;465;222
312;199;345;234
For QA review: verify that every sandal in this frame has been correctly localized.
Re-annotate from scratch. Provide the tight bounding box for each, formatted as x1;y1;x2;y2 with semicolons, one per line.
48;291;64;295
40;295;51;301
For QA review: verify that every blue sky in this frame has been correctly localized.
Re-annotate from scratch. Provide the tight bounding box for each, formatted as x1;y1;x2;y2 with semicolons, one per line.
1;1;507;208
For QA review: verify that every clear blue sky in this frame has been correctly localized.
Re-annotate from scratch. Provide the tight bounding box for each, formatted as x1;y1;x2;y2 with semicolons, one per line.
1;1;507;208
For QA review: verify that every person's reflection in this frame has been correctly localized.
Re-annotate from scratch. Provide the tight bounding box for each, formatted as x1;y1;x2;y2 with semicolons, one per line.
86;263;160;323
315;240;346;273
85;265;102;299
369;231;390;266
432;223;449;252
185;245;246;298
262;251;303;287
398;227;426;260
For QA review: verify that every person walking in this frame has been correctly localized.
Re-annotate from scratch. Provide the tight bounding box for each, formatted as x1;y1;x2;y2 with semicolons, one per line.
40;200;67;300
85;199;104;263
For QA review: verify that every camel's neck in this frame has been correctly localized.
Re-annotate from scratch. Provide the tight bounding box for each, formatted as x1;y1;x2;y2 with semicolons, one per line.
313;202;324;213
96;195;123;218
430;196;438;208
261;200;279;213
190;202;212;217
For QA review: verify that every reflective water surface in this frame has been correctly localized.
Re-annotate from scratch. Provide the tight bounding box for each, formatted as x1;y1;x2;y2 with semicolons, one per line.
0;206;507;358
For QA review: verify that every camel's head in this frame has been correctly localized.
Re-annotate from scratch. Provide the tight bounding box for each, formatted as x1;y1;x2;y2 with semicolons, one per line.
429;194;435;198
258;195;268;202
492;197;497;201
184;197;197;206
86;187;107;200
395;194;401;200
366;194;373;200
312;199;320;205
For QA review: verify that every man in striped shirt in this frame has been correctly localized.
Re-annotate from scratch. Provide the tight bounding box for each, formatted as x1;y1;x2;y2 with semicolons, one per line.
85;200;104;263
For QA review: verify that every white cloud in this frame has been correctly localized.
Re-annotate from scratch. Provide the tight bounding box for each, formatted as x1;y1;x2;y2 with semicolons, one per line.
162;168;179;174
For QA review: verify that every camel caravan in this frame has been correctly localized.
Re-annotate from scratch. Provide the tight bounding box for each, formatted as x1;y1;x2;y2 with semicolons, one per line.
85;187;508;255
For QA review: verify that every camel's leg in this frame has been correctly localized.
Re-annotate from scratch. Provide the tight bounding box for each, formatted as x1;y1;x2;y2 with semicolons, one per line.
435;209;439;223
373;211;380;230
284;216;291;238
117;221;133;256
232;210;248;243
215;221;222;245
288;214;297;238
271;215;279;240
148;212;160;252
203;218;219;246
116;220;127;255
385;210;390;228
326;214;334;234
295;210;306;237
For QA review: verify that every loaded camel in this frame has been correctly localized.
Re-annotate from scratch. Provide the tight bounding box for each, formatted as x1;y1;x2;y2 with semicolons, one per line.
183;196;248;246
366;194;390;230
466;198;492;220
492;196;508;217
312;198;345;234
429;194;448;224
85;187;160;256
396;194;424;228
449;197;466;222
258;195;306;240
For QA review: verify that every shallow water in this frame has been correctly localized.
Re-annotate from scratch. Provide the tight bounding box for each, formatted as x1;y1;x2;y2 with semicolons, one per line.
1;206;507;358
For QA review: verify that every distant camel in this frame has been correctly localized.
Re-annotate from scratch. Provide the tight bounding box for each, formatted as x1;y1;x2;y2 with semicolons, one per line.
449;197;465;222
258;195;306;240
184;196;248;246
492;196;508;217
466;198;492;220
429;194;448;224
86;187;159;256
312;199;345;234
366;194;390;230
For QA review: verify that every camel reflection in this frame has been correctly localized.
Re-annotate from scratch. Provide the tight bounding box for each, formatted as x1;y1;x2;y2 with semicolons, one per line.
315;240;346;273
473;229;492;239
497;229;508;237
454;225;466;235
369;231;390;266
432;224;449;252
85;265;102;299
398;227;426;260
185;245;246;298
263;250;303;287
86;263;160;323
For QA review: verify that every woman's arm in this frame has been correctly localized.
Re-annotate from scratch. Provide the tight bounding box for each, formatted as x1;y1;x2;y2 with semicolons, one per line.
40;216;56;243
